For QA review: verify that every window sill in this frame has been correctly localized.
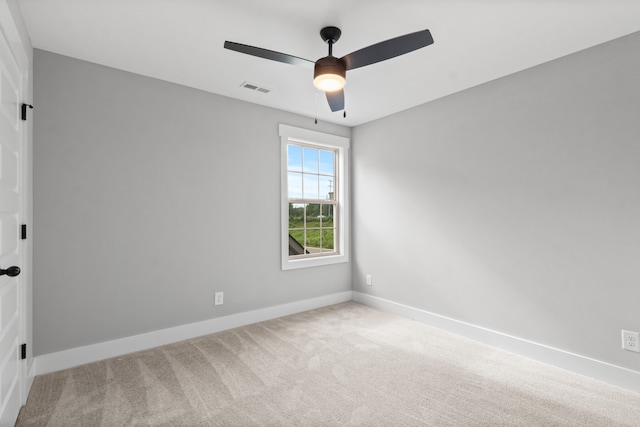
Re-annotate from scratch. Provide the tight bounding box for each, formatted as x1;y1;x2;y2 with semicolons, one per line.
282;253;349;270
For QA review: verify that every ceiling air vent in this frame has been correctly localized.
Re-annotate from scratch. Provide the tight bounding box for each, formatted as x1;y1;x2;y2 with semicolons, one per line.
240;81;271;94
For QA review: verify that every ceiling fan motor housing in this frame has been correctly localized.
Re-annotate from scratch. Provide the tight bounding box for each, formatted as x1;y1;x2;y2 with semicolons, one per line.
314;56;346;80
314;56;346;91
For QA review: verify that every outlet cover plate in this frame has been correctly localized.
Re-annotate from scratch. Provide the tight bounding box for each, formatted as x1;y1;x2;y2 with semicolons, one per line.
215;292;224;306
622;330;640;352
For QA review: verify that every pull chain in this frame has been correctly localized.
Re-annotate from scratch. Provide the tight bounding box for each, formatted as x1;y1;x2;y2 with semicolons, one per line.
314;90;319;124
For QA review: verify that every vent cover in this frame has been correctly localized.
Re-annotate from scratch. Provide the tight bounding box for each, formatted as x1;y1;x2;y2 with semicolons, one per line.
240;81;271;94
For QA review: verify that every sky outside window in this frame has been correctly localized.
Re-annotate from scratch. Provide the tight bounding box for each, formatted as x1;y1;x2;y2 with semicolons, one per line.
288;144;335;200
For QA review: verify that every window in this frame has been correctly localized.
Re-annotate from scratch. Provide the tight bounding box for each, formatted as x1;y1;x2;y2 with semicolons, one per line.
279;124;349;270
287;144;337;256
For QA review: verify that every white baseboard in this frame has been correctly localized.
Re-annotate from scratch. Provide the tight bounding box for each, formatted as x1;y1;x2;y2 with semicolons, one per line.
352;292;640;394
33;291;353;376
23;360;35;403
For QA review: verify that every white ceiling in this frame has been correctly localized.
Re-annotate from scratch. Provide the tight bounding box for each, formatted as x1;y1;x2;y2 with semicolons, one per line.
17;0;640;127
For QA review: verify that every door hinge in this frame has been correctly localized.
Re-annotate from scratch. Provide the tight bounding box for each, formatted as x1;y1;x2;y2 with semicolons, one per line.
20;343;26;360
21;224;27;240
21;103;33;121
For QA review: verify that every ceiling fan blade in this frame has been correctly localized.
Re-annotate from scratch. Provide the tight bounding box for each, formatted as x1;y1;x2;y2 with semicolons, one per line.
340;29;434;71
326;90;345;112
224;41;314;68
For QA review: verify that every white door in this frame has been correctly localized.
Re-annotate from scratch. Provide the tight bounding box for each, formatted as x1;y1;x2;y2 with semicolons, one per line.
0;11;25;426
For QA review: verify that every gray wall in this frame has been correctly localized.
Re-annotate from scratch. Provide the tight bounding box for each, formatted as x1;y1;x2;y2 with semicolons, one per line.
352;31;640;371
33;50;351;356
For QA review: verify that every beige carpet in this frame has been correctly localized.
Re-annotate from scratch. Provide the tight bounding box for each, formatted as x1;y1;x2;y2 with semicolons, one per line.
16;302;640;426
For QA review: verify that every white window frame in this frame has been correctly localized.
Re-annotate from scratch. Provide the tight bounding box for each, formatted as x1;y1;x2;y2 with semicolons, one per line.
279;124;350;270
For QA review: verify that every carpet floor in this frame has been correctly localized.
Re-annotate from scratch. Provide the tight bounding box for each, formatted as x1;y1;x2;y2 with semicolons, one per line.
16;302;640;426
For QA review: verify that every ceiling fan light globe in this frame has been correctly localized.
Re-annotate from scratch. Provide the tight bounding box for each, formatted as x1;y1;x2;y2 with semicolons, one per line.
314;74;346;92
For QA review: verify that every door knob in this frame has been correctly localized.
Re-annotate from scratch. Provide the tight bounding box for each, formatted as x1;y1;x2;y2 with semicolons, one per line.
0;266;20;277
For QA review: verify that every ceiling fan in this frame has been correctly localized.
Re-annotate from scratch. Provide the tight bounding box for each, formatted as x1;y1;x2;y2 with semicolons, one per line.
224;26;434;113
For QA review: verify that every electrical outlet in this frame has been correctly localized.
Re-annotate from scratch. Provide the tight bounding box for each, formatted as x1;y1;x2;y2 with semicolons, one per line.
214;292;224;306
621;330;640;352
366;274;372;286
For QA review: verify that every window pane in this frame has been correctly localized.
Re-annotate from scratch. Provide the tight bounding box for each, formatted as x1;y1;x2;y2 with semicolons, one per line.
289;203;304;229
321;204;335;227
319;175;334;200
305;229;321;253
319;150;335;176
287;145;302;172
303;147;319;173
288;231;305;255
306;204;321;228
288;172;302;199
303;174;319;199
289;202;306;256
321;228;335;251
